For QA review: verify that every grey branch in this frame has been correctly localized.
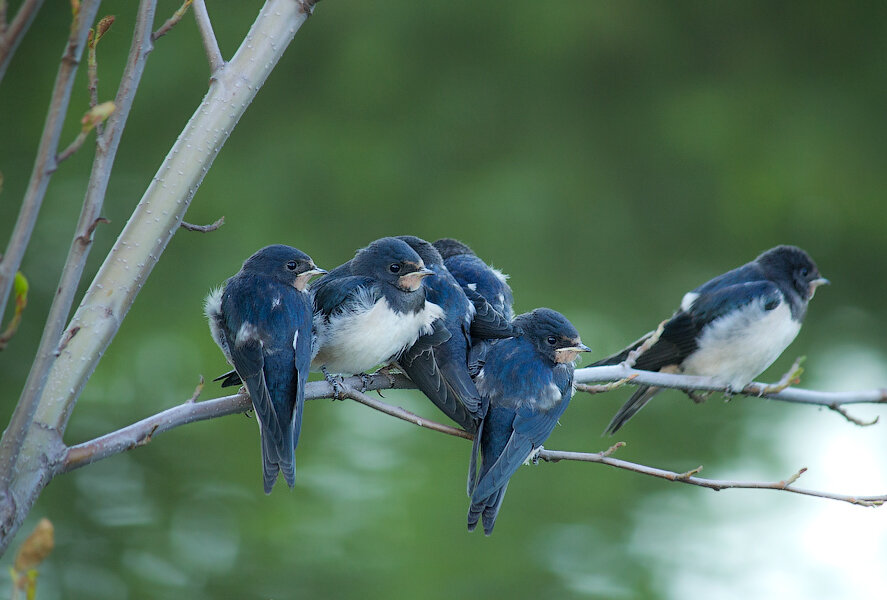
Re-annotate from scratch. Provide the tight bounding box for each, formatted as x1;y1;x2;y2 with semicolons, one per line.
152;0;193;41
192;0;224;73
572;363;887;407
62;376;886;508
1;0;159;503
0;0;101;493
0;0;44;85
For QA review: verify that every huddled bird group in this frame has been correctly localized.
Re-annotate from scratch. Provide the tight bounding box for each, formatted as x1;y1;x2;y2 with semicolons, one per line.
206;237;827;535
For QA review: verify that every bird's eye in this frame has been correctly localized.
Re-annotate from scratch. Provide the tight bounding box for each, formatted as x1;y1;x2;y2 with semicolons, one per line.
800;267;809;277
389;263;401;274
286;261;297;271
547;336;557;346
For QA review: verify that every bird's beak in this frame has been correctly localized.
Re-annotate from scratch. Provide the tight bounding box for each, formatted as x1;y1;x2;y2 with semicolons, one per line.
808;277;829;299
294;266;327;291
398;266;434;291
555;343;592;364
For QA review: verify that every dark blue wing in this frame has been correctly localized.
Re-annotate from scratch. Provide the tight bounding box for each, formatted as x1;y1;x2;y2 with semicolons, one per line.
443;254;514;321
691;262;766;295
463;286;517;340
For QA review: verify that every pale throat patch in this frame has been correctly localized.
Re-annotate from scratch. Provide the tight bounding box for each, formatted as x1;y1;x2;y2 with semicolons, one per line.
555;349;582;364
397;272;426;291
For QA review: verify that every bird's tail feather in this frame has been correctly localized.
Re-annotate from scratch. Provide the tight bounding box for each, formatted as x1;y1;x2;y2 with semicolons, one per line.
467;484;508;536
604;385;661;435
467;417;485;496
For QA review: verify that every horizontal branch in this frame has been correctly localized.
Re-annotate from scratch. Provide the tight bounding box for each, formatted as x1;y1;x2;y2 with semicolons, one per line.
572;363;887;407
60;370;886;508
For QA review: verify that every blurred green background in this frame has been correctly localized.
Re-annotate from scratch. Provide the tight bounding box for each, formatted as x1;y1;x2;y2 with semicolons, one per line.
1;1;886;598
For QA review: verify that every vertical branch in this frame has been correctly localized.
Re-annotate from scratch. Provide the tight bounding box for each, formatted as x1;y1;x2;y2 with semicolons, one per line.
0;0;100;325
0;0;319;555
0;0;45;85
0;0;158;518
0;0;101;490
192;0;223;72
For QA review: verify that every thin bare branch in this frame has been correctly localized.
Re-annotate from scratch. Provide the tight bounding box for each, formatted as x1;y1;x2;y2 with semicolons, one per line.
151;0;192;42
624;319;667;368
828;404;879;427
0;0;101;494
191;0;224;73
573;364;887;408
340;387;473;440
61;378;887;509
0;0;99;327
0;0;45;85
537;449;885;507
180;217;224;232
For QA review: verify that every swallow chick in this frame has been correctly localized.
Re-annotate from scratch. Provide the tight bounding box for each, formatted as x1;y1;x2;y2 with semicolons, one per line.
467;308;591;535
206;245;325;493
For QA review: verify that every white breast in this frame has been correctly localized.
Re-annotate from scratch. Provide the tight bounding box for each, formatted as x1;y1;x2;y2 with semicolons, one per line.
313;295;444;375
681;297;800;391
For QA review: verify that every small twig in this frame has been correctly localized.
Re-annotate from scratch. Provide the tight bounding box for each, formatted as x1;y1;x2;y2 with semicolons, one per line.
152;0;192;41
340;386;472;440
0;0;45;85
745;357;805;396
781;467;807;487
54;326;80;356
576;375;636;395
75;216;110;245
180;217;224;233
828;404;879;427
86;15;114;136
187;376;204;403
56;101;115;164
674;465;703;480
624;320;667;368
191;0;224;73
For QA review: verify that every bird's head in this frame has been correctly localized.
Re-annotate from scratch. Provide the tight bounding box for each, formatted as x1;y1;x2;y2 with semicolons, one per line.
352;237;433;292
241;244;326;291
513;308;591;365
757;245;829;300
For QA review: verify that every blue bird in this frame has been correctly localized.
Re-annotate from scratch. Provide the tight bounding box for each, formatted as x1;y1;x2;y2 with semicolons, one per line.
593;245;829;434
310;237;447;381
205;245;326;493
467;308;591;535
395;236;516;433
433;238;515;338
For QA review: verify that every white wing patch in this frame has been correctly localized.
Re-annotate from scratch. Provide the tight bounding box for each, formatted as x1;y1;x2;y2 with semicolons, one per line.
466;283;477;291
680;292;699;312
235;321;258;346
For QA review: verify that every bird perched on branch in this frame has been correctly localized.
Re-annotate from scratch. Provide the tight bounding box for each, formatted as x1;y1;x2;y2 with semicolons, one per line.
205;245;326;493
395;236;516;433
594;245;829;434
433;238;515;334
310;237;446;384
467;308;591;535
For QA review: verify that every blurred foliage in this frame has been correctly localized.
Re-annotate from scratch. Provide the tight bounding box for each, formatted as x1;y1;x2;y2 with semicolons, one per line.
0;1;886;599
